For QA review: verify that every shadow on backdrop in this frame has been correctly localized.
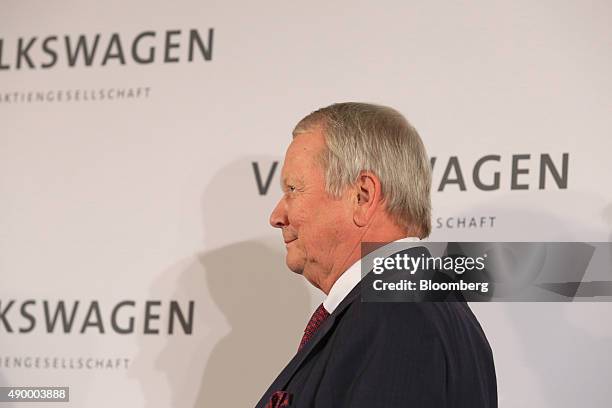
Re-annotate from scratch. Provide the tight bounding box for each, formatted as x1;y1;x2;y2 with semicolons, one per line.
130;157;311;407
193;241;310;406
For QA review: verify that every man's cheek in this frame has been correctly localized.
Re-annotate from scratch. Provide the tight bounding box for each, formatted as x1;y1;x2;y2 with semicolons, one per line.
288;210;307;232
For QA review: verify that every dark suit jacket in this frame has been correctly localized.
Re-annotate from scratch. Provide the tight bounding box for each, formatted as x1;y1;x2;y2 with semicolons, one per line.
256;246;497;408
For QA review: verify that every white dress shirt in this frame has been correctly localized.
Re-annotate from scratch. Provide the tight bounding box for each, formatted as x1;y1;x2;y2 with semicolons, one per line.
323;237;422;314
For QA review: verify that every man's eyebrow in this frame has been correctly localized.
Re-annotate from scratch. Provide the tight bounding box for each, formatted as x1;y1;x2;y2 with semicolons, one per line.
281;175;305;189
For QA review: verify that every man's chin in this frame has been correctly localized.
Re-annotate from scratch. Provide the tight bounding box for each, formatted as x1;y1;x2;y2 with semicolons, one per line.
285;254;305;275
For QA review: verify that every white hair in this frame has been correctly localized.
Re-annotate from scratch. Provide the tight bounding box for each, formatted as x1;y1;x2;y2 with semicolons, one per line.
292;102;432;238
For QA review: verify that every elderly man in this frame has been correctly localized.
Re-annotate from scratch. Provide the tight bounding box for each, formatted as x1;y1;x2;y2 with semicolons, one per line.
256;103;497;408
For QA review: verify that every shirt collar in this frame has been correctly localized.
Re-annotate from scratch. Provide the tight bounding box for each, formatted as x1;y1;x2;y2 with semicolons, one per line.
322;236;422;313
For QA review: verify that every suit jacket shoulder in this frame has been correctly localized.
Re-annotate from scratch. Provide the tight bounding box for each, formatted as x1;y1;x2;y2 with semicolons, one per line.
303;298;497;408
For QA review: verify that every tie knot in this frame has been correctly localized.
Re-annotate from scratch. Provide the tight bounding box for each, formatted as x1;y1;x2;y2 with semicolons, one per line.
298;303;330;351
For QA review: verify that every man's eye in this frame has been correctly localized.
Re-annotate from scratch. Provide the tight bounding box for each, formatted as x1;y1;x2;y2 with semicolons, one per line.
288;185;296;192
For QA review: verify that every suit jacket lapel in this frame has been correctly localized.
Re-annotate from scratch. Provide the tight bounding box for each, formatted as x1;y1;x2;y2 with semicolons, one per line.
255;284;362;408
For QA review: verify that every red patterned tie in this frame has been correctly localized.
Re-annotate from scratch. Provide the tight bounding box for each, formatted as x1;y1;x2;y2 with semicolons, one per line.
298;303;330;351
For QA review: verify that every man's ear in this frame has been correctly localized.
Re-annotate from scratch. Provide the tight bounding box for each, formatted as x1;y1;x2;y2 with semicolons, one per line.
353;171;382;227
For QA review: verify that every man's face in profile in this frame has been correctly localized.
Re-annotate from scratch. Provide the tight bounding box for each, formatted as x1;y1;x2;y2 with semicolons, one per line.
269;128;353;288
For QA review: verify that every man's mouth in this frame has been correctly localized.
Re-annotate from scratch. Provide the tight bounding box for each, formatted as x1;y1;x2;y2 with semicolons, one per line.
284;238;297;245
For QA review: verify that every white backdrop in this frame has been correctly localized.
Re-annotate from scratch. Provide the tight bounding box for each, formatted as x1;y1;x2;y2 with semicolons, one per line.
1;0;611;406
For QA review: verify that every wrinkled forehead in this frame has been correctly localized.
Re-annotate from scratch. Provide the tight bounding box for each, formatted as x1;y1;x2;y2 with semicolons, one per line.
286;133;323;160
281;132;326;180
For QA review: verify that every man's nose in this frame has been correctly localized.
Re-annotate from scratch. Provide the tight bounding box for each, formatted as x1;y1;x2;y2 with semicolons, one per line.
269;197;288;228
